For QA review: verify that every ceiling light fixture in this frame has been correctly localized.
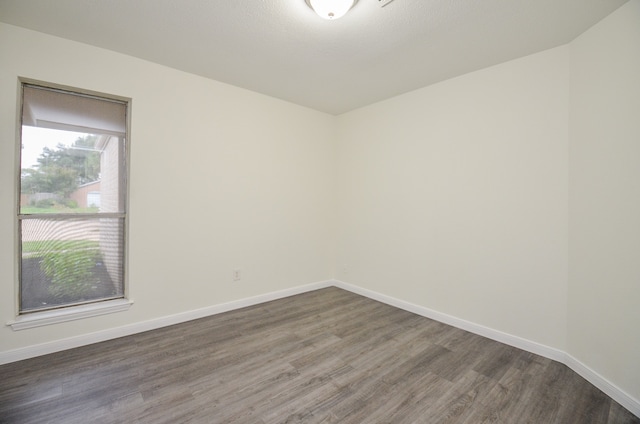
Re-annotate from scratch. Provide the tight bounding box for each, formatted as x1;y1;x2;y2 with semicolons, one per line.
305;0;359;20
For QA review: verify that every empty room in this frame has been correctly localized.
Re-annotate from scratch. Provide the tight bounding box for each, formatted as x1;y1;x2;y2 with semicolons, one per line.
0;0;639;422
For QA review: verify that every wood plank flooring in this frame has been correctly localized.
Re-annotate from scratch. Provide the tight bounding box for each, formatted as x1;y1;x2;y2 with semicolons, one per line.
1;287;638;423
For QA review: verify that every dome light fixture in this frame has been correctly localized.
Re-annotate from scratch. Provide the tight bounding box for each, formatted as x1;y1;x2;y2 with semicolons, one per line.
305;0;359;20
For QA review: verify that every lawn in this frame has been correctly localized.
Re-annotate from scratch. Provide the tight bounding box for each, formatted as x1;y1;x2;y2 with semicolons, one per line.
21;206;99;214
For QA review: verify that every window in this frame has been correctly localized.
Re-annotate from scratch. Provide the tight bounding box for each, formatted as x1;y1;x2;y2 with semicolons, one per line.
16;83;129;321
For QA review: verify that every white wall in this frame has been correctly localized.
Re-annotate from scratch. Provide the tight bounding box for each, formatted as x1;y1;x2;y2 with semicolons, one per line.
0;23;336;353
1;1;638;412
336;46;570;350
335;0;640;408
568;0;640;403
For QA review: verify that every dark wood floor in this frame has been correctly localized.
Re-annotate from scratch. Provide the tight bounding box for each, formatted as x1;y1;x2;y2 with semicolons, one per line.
1;287;638;424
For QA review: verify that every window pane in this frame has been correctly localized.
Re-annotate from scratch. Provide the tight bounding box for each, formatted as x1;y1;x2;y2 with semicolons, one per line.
20;216;125;312
20;85;126;215
20;127;124;214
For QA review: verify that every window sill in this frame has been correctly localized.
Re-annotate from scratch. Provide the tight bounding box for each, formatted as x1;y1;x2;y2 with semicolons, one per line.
7;299;134;331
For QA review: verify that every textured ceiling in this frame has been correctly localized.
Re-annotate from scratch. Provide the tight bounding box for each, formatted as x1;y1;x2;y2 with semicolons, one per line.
0;0;629;115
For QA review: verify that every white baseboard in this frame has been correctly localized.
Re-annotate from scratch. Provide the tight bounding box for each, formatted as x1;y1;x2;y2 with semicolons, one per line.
564;354;640;418
0;279;333;366
331;280;566;361
332;279;640;419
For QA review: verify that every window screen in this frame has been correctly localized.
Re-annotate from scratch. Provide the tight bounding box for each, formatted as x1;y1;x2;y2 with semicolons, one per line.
19;84;128;313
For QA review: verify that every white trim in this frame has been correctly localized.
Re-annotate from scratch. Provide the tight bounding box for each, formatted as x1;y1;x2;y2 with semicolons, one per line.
0;280;333;365
7;298;134;331
331;280;566;361
331;279;639;418
565;354;640;418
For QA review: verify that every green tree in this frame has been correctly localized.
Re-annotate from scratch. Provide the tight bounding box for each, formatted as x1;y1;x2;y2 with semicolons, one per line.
21;135;101;197
21;165;78;198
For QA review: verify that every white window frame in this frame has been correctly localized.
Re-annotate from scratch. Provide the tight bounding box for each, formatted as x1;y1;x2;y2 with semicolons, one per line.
8;79;133;331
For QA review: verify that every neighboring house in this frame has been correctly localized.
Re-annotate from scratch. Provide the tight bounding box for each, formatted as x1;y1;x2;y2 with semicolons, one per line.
69;180;101;208
21;181;102;209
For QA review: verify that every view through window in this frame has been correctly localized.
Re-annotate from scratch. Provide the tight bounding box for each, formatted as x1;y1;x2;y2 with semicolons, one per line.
19;84;128;313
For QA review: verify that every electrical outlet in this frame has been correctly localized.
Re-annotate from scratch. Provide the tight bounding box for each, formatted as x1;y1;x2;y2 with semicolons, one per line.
233;269;241;281
342;264;349;274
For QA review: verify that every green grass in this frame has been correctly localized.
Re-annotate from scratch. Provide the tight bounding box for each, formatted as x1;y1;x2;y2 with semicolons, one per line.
21;206;99;214
22;240;99;254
